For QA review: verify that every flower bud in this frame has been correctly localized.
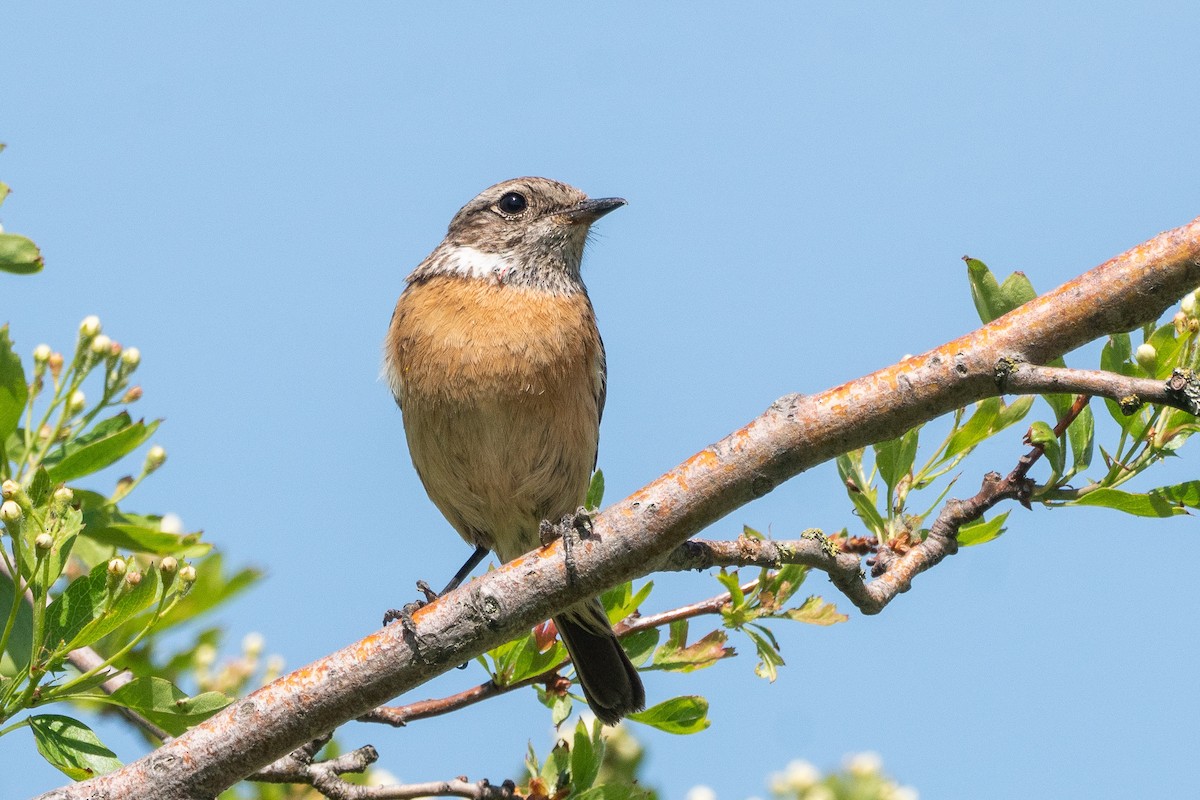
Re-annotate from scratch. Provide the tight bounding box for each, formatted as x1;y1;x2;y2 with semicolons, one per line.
48;352;64;379
846;751;882;777
194;643;216;667
1183;291;1197;316
121;347;141;369
122;386;143;403
242;632;265;657
0;500;22;523
54;486;74;504
160;556;178;574
35;533;54;551
79;315;102;338
89;334;112;355
1189;318;1200;334
145;445;167;471
1135;343;1157;372
33;344;52;364
179;564;197;584
1;479;18;499
108;340;122;357
125;570;143;586
107;557;127;577
68;390;86;413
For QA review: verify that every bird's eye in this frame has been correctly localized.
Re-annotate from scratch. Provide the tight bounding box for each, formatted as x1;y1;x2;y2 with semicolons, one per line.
497;191;528;215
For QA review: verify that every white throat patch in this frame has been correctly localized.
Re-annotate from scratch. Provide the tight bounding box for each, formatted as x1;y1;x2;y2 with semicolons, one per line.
442;246;514;280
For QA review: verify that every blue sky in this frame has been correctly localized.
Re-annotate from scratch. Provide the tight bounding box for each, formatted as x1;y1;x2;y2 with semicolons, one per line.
2;4;1198;798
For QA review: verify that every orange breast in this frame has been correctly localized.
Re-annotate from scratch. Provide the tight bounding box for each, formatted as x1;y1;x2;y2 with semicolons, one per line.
385;275;605;558
386;276;603;404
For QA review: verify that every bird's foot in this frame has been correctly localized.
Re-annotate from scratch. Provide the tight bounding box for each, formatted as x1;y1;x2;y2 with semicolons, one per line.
382;580;440;628
540;506;594;547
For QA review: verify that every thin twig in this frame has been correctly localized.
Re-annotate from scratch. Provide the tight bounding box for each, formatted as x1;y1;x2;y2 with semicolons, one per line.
253;731;517;800
360;580;756;728
999;364;1200;416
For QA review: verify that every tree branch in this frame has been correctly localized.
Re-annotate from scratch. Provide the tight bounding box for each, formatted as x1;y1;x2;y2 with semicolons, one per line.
41;217;1200;799
252;733;516;800
999;363;1200;415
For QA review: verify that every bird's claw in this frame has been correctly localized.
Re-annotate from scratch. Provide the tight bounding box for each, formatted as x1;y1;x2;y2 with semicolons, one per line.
381;580;441;628
540;506;594;547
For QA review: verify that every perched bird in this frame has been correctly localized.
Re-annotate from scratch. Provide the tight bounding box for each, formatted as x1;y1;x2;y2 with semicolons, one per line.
384;177;645;724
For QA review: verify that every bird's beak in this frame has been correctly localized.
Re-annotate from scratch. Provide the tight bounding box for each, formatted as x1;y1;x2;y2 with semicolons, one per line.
559;197;627;225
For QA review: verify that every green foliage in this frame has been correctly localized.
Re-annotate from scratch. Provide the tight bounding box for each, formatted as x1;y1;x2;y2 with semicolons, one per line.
713;558;847;682
0;302;258;778
26;714;121;780
522;718;656;800
836;262;1200;547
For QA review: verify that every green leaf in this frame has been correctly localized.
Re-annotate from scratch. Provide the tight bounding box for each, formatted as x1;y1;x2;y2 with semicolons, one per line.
0;569;35;674
620;628;660;667
714;570;746;609
585;469;605;511
874;427;919;497
997;271;1037;315
535;686;573;727
28;466;53;507
965;257;1004;323
574;785;654;800
958;510;1010;546
42;414;133;467
628;695;710;735
995;396;1035;430
943;398;1001;460
512;634;566;684
966;258;1037;322
1072;482;1199;517
782;596;848;626
744;625;785;681
756;564;809;611
28;714;122;779
1145;321;1186;378
1028;421;1064;475
846;481;887;537
1066;404;1094;476
570;718;603;789
540;737;570;786
105;677;232;737
601;580;652;625
0;232;44;275
45;418;159;483
0;325;28;441
649;620;732;672
44;562;161;655
1101;332;1133;376
84;523;211;558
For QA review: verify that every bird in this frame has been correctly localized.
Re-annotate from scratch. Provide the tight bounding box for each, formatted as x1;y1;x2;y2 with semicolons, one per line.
383;177;646;725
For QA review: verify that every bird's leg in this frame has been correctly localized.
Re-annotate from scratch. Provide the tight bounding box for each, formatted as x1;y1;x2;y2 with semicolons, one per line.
439;544;490;596
539;506;594;546
539;507;595;585
382;545;489;628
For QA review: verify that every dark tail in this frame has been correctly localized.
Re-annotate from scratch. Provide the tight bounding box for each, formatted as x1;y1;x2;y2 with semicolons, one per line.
554;598;646;725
